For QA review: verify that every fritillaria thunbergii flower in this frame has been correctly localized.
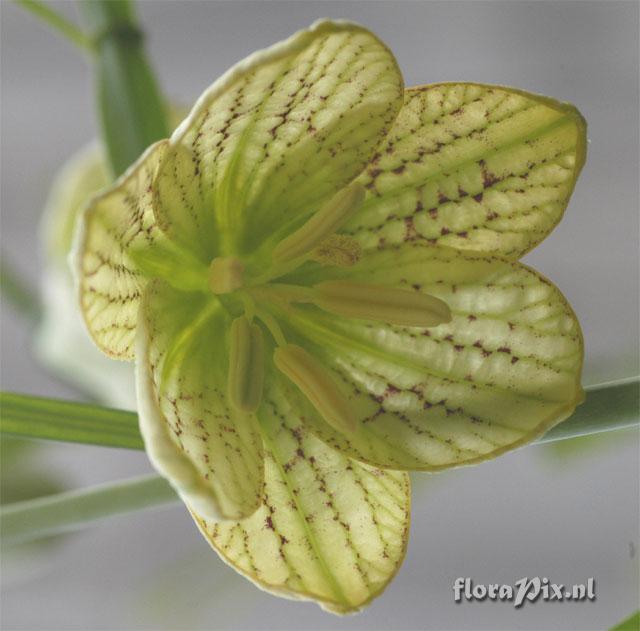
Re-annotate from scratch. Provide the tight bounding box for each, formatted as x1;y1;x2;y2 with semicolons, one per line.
73;20;586;612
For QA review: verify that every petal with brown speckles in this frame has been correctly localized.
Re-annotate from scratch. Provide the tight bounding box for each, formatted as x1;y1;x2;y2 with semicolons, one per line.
346;83;587;260
136;280;265;520
192;372;410;614
282;243;584;470
73;141;170;360
154;20;404;262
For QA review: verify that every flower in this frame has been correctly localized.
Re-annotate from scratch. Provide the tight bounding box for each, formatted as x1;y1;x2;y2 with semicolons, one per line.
73;20;586;613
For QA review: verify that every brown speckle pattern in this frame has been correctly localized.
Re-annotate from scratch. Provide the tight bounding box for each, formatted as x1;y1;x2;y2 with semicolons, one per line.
194;376;410;613
346;83;585;259
80;141;169;359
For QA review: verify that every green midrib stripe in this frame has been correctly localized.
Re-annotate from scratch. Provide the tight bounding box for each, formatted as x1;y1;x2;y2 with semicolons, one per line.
259;423;351;608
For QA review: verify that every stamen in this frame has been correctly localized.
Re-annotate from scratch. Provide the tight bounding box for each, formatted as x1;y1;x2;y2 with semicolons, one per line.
255;308;287;347
311;234;361;267
209;257;244;294
274;344;357;435
272;182;366;263
313;280;452;327
228;316;264;413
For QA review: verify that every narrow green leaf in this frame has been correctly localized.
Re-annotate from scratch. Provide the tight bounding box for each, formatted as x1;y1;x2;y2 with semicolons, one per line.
0;475;176;546
1;378;637;451
0;392;142;449
610;610;640;631
80;0;169;177
14;0;95;53
538;377;639;443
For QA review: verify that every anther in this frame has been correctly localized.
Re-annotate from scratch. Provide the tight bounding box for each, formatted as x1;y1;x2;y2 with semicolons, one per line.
272;182;366;263
273;344;357;435
312;280;452;327
208;257;244;294
310;234;361;267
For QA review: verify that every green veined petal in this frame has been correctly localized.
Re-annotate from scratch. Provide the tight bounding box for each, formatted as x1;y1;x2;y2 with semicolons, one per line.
347;83;586;259
72;140;169;360
70;106;191;361
155;19;404;262
191;373;410;614
136;280;264;520
283;243;584;470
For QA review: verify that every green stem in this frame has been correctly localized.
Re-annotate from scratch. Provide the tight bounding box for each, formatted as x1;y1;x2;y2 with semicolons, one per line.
14;0;95;52
80;0;169;177
0;475;176;546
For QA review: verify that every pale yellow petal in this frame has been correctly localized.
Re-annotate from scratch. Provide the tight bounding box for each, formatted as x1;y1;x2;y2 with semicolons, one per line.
73;140;169;360
136;280;264;520
347;83;586;259
154;20;404;261
285;243;584;470
192;373;410;613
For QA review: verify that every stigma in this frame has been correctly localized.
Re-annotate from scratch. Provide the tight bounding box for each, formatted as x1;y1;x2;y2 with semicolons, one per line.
209;257;244;294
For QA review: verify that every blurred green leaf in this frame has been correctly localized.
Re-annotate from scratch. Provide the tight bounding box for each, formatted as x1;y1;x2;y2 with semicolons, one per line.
1;437;67;553
1;437;63;505
540;426;636;463
1;255;40;321
1;475;176;546
81;0;169;177
14;0;94;52
610;610;640;631
1;378;637;545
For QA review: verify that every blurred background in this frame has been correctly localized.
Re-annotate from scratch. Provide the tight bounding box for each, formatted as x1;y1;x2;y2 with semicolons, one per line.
1;1;638;629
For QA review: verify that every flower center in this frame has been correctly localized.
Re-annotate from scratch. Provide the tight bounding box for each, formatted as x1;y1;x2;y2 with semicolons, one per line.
213;182;452;434
208;256;245;294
